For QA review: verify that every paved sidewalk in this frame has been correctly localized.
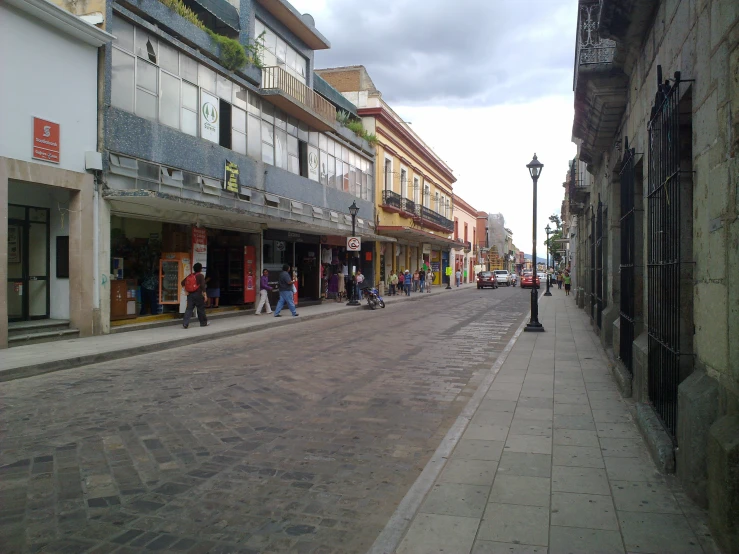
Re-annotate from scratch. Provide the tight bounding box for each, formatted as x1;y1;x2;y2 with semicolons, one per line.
0;282;475;381
384;292;718;554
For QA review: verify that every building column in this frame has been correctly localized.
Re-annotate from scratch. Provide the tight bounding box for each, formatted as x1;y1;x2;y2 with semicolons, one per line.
0;162;8;348
68;183;95;337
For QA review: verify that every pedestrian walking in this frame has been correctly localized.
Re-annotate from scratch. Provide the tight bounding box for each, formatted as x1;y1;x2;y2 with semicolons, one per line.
181;263;209;328
273;264;298;317
255;269;273;315
557;271;563;290
355;269;365;300
564;271;572;296
426;270;433;292
455;268;462;287
403;270;412;296
412;270;420;292
418;268;426;293
389;271;398;296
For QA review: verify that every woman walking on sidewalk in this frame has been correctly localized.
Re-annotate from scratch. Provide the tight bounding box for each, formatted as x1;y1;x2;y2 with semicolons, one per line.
255;269;272;315
557;271;563;290
564;271;572;296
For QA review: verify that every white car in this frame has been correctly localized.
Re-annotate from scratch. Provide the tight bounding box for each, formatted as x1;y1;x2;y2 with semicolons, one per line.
494;270;511;286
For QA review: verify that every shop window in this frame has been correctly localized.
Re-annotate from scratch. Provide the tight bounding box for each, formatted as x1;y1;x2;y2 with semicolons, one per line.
232;106;246;155
56;236;69;279
247;114;261;159
219;100;232;149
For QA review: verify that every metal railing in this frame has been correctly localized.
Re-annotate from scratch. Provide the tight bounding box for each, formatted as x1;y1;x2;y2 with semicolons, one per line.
261;66;337;123
382;189;402;210
420;205;454;232
402;197;417;215
573;2;617;89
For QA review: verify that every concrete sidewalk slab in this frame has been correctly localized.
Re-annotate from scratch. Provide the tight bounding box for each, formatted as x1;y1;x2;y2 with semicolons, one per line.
378;292;718;554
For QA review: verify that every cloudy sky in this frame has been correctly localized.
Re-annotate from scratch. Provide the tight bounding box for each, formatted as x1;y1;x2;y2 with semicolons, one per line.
290;0;578;257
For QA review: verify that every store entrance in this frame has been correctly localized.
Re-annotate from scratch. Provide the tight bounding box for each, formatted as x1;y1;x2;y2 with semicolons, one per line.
295;242;320;301
7;205;50;322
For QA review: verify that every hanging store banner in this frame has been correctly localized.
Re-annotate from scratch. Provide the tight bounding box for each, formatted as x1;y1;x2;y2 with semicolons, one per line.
224;160;239;193
200;90;219;144
191;226;208;275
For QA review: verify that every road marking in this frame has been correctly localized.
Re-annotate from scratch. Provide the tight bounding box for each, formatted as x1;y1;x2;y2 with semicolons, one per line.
368;307;531;554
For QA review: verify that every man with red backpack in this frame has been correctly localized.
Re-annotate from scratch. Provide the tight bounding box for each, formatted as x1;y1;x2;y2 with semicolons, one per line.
181;263;209;329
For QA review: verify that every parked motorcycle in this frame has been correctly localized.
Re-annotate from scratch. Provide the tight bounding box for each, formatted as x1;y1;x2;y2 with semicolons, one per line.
362;286;386;309
511;274;517;287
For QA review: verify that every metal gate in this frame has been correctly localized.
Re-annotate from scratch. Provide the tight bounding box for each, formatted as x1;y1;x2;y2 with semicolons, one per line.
590;209;596;320
595;200;604;329
647;69;684;438
619;139;636;373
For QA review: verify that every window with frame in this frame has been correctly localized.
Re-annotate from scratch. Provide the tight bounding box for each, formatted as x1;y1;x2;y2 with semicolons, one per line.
255;19;308;84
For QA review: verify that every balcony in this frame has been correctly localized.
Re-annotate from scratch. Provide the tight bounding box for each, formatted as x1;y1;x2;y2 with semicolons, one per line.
572;1;628;166
419;205;454;233
260;66;337;131
382;189;402;213
402;197;417;216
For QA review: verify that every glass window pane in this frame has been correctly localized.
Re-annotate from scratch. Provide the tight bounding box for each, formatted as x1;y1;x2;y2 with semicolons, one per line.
113;16;134;52
261;101;274;123
262;142;274;165
136;89;157;120
160;71;180;128
275;129;287;169
232;106;246;133
135;29;157;63
298;121;309;142
261;121;274;145
319;150;327;185
287;116;298;136
111;49;135;112
319;133;327;151
286;47;296;71
336;160;343;190
255;19;264;37
232;131;246;155
275;37;286;64
262;50;277;68
180;55;198;83
328;155;336;188
182;81;198;111
274;108;286;130
198;65;216;93
287;135;298;156
288;155;299;175
136;59;157;93
233;85;247;109
216;73;232;99
182;109;197;136
296;55;306;79
309;131;319;146
327;138;335;156
263;28;276;54
159;42;179;75
247;114;261;158
248;92;260;115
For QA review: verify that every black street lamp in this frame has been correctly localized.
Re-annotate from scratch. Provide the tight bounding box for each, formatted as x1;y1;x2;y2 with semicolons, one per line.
347;201;361;306
544;224;552;297
525;154;545;332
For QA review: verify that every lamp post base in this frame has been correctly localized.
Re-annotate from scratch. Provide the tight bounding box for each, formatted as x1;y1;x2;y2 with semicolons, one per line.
524;322;545;332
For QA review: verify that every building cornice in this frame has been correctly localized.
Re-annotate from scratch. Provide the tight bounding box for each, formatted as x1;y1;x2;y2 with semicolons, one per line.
5;0;115;46
452;194;478;217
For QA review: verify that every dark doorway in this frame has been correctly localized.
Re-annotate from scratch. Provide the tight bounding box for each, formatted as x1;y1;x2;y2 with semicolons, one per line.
295;242;320;301
7;205;50;322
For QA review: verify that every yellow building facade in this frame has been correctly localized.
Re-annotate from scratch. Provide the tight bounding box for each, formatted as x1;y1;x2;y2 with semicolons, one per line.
317;66;459;287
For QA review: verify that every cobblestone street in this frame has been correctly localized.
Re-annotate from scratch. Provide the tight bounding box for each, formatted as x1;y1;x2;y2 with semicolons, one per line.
0;287;531;553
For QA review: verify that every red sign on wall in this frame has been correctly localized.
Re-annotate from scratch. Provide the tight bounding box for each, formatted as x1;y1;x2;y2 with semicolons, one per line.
32;118;60;164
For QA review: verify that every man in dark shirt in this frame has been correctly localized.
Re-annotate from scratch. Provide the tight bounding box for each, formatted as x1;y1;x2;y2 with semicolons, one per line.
418;269;426;293
273;264;298;317
181;263;209;328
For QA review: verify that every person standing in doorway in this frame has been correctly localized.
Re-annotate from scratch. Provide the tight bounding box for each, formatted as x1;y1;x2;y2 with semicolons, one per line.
274;264;298;317
255;269;273;315
205;266;221;308
564;271;572;296
181;263;208;328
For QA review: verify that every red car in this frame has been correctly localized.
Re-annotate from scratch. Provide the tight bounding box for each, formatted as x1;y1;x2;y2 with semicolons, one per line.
477;271;498;289
520;272;541;289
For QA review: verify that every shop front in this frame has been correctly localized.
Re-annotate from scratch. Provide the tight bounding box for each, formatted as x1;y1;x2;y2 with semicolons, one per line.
109;215;259;323
376;226;456;286
263;229;322;307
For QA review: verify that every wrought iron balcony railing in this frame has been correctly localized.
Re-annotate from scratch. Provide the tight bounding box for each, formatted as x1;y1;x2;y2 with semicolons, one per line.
382;189;402;210
402;197;417;215
420;205;454;232
574;2;617;89
261;66;337;123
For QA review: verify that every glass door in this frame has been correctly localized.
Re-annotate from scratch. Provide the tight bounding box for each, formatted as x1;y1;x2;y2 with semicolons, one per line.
7;205;50;321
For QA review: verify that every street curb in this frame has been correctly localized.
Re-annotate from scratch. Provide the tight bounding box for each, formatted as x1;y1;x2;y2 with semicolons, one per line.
367;297;533;554
0;285;474;382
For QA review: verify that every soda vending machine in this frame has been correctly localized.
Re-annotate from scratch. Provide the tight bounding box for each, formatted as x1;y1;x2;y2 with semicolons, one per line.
160;252;190;313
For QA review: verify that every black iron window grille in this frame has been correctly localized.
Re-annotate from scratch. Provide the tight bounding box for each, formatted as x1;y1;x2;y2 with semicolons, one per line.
619;137;636;373
647;68;689;438
595;199;604;329
590;207;596;320
382;189;402;210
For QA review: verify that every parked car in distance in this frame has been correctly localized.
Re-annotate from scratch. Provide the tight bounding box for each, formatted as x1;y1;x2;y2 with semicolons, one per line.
521;272;541;288
494;270;511;286
537;272;547;284
477;271;498;289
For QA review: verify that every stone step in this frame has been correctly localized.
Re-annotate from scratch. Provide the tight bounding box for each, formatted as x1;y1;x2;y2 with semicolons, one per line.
8;319;71;338
8;328;80;347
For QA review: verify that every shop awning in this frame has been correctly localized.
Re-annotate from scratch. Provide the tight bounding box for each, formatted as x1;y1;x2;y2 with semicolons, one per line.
376;226;459;248
191;0;240;32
